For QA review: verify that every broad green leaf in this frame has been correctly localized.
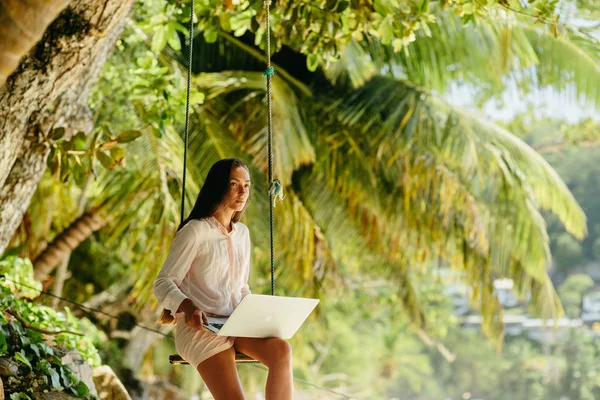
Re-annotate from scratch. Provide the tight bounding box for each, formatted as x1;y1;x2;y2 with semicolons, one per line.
189;91;205;105
69;381;90;397
378;18;394;45
204;29;218;43
50;127;66;141
167;24;181;50
38;341;53;356
72;131;87;151
152;25;168;52
14;349;32;369
97;151;116;170
28;343;40;357
116;130;142;143
48;366;62;389
10;393;32;400
110;147;125;164
0;333;7;355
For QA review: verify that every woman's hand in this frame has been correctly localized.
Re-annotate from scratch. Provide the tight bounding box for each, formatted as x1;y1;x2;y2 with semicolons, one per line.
178;299;208;330
185;308;209;330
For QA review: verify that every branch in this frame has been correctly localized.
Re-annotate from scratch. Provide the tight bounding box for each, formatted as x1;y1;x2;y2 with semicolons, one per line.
416;329;456;363
4;309;84;337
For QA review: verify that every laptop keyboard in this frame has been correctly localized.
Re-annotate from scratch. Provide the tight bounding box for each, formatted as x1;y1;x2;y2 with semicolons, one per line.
203;323;224;334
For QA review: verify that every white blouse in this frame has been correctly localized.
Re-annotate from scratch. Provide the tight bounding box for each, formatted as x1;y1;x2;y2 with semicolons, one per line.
153;217;252;317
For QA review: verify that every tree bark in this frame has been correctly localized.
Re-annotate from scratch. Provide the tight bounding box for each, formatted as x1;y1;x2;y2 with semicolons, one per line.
0;0;133;255
33;209;106;281
122;325;170;373
0;0;72;87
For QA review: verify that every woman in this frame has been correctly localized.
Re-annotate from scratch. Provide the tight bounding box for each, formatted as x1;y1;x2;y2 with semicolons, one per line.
154;158;293;400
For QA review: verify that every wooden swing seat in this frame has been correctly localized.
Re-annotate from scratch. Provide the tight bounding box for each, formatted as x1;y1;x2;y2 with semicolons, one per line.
169;353;259;365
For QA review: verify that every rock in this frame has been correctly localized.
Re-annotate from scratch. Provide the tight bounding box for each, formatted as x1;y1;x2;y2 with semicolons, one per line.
92;365;132;400
60;351;97;397
0;357;19;377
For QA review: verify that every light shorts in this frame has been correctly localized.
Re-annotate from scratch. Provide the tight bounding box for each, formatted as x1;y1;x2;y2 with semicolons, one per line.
174;313;235;369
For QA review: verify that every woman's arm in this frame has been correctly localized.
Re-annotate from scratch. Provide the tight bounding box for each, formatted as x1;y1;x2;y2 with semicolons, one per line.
241;226;252;298
153;222;201;317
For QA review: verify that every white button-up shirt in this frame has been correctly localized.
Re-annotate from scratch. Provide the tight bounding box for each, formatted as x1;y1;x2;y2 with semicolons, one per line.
153;217;252;317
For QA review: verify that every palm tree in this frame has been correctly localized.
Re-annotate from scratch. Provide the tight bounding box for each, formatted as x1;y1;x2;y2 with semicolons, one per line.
17;4;599;352
156;7;597;347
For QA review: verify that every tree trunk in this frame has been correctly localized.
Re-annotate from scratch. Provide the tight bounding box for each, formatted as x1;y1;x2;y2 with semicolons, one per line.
122;326;169;373
0;0;72;87
0;0;133;255
33;209;106;281
51;255;71;307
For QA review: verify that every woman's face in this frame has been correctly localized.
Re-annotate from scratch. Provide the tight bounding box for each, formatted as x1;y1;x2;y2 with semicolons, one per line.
224;166;251;212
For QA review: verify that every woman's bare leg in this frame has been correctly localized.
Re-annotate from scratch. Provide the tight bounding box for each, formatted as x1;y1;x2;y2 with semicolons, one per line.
196;346;245;400
234;337;293;400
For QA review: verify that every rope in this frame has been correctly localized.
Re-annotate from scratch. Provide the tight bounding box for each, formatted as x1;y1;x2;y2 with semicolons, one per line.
264;0;275;297
180;0;195;224
0;276;355;399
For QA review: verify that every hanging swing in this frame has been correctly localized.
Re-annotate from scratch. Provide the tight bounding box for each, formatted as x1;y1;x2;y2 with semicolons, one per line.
169;0;277;366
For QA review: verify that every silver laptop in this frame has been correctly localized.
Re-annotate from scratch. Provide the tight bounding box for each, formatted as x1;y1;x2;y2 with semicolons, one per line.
203;294;319;339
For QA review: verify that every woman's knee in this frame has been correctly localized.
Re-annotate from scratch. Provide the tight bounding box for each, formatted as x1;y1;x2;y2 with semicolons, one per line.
265;338;292;367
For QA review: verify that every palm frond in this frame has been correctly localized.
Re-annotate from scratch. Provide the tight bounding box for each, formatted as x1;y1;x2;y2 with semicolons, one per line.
327;11;600;108
294;169;427;329
194;71;316;186
313;76;585;342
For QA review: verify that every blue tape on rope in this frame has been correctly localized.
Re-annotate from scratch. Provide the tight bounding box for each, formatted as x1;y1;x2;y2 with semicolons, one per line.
262;66;275;77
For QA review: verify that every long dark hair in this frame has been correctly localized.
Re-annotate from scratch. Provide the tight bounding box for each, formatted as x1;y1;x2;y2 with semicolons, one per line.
179;158;250;230
158;158;251;325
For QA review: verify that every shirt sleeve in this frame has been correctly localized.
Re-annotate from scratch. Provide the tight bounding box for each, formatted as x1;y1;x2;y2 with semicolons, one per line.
153;221;202;317
241;226;252;298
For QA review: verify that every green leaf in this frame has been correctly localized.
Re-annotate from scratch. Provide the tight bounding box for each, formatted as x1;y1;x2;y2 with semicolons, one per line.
72;131;87;151
336;0;350;12
73;166;86;187
307;54;319;72
0;333;7;356
152;25;168;52
50;127;66;141
116;130;142;143
102;125;115;140
69;381;90;397
110;147;125;164
219;12;231;31
189;91;205;105
28;343;40;357
48;366;63;389
325;0;337;10
14;349;32;369
378;18;394;45
38;341;53;356
60;366;75;387
204;29;218;43
97;151;116;170
10;393;32;400
167;30;181;51
10;320;25;335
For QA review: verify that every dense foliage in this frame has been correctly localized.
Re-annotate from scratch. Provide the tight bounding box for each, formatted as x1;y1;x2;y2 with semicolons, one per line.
0;257;103;399
3;0;600;398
